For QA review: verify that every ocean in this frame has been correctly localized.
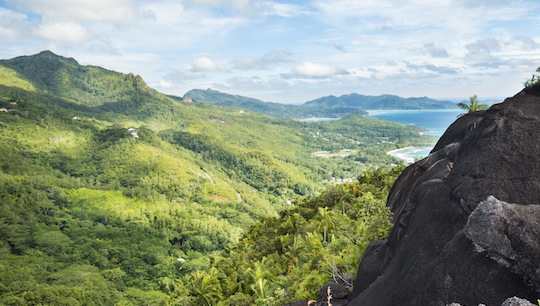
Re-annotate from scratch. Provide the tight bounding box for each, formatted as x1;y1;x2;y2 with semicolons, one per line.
367;109;464;163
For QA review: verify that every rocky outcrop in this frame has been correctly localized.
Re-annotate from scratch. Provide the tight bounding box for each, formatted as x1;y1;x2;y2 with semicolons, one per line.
350;84;540;305
284;282;351;306
500;297;537;306
447;296;536;306
464;196;540;288
318;282;350;306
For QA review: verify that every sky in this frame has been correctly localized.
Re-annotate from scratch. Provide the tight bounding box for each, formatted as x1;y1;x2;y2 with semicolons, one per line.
0;0;539;104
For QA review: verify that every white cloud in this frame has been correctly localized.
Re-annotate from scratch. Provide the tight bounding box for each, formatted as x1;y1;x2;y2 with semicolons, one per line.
257;1;311;17
0;26;17;39
8;0;155;25
190;56;226;72
181;0;310;17
0;7;31;39
466;38;501;55
451;0;511;9
404;61;460;75
34;22;94;44
181;0;258;15
226;76;265;89
283;62;349;79
312;0;539;42
2;0;540;103
512;35;538;51
231;49;292;70
423;43;449;58
162;56;227;83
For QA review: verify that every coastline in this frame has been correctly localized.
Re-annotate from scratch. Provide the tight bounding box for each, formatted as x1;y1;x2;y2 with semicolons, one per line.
387;146;433;164
371;109;463;163
366;108;462;116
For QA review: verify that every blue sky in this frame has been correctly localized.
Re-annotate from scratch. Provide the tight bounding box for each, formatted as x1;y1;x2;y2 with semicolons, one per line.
0;0;539;103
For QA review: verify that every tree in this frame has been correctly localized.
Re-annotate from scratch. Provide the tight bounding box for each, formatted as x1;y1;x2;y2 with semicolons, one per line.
523;66;540;87
315;207;335;244
246;257;274;303
337;184;356;215
285;235;308;273
185;270;223;306
457;95;488;114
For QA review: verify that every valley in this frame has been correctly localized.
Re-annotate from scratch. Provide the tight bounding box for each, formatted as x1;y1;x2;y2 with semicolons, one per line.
0;51;439;305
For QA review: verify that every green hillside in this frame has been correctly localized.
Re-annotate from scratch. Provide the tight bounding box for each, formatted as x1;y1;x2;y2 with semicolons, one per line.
0;51;435;305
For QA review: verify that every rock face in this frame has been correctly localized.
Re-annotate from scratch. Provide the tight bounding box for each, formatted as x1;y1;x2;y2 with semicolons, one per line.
318;282;350;306
464;195;540;287
349;85;540;305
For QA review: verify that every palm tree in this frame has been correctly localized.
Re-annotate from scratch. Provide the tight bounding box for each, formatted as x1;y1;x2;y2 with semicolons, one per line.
187;270;223;306
246;257;274;303
523;66;540;87
457;95;488;114
315;207;336;244
285;235;308;273
338;185;356;215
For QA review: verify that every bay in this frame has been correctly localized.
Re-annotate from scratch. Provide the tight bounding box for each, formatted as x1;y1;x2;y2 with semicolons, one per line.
367;109;463;163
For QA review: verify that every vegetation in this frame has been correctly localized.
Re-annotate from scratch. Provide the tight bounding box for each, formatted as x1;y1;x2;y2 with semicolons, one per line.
0;51;432;305
172;165;405;305
523;66;540;88
457;95;488;114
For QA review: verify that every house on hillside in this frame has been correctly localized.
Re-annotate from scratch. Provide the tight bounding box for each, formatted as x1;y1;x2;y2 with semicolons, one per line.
127;128;139;138
0;108;8;112
182;97;192;103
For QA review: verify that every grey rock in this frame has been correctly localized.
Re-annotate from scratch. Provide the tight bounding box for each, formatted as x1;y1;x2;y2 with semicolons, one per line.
318;282;349;299
445;304;486;306
465;196;540;288
282;300;316;306
501;297;536;306
317;301;349;306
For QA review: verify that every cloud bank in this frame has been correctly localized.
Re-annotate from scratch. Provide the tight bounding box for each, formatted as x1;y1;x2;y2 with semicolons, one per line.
0;0;539;103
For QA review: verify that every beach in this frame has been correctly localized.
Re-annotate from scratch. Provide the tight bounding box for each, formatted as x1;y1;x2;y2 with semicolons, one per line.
387;146;433;164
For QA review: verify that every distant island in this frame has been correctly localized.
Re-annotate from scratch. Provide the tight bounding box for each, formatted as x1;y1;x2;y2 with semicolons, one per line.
181;88;458;119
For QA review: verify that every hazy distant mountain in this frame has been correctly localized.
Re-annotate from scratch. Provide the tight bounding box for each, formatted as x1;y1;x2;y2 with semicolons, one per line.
304;93;457;109
180;88;303;118
183;89;456;119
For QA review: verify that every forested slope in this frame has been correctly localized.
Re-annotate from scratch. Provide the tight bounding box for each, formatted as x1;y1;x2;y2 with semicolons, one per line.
0;51;434;305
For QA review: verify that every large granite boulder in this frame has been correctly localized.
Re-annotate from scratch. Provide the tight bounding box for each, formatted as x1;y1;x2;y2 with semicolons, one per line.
349;84;540;305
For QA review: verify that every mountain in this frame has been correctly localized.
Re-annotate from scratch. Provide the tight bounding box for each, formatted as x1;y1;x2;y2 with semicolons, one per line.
183;89;456;119
180;88;299;118
350;85;540;305
182;88;368;118
0;51;436;304
304;93;457;110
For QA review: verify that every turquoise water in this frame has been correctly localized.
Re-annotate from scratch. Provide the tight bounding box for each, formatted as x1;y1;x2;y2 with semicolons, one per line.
368;109;463;136
367;109;463;162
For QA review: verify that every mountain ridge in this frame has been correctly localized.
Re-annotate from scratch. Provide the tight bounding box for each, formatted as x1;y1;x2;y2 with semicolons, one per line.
183;88;457;119
304;92;456;109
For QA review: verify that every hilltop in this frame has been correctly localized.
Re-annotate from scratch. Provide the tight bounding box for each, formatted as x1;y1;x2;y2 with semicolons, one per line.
183;88;456;119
